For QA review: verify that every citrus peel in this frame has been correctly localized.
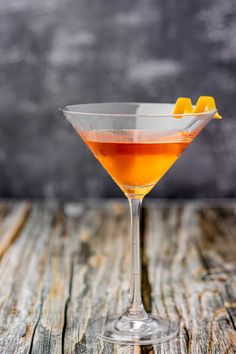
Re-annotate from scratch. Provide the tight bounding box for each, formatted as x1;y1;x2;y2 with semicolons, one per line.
172;96;222;119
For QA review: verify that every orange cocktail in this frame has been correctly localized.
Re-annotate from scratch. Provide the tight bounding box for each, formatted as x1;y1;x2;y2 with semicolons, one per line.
80;130;193;196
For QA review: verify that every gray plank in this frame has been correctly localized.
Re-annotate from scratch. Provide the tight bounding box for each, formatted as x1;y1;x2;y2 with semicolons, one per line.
145;204;236;354
0;203;55;353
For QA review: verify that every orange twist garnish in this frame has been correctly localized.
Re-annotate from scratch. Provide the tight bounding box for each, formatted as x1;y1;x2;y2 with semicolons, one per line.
172;96;222;119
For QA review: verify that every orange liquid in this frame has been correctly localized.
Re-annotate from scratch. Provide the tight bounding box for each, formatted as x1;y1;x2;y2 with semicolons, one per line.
79;130;193;197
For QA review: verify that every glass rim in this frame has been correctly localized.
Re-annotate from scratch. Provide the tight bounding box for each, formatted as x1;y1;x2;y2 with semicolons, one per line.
59;102;217;118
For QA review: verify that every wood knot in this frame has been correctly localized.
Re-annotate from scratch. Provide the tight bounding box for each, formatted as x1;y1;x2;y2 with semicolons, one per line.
201;268;231;283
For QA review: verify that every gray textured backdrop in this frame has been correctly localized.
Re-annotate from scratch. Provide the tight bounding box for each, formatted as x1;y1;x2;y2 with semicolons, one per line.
0;0;236;199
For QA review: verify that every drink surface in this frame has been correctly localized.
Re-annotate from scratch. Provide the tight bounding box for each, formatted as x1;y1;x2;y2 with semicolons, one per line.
79;129;193;197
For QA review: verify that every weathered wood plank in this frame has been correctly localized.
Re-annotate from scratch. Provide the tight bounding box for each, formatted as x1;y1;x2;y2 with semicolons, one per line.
0;201;235;353
64;202;132;354
0;202;30;258
0;203;55;353
145;204;236;354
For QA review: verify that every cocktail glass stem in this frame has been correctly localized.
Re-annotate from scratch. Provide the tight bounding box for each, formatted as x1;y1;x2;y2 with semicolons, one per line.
124;197;147;320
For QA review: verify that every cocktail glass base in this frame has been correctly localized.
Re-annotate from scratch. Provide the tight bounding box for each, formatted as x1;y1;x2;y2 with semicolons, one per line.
91;313;178;345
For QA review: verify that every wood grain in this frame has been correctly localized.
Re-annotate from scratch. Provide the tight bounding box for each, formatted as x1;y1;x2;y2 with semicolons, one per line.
0;201;235;353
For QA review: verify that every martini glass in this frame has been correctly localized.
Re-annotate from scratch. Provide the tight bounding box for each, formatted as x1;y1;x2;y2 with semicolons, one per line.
61;103;216;345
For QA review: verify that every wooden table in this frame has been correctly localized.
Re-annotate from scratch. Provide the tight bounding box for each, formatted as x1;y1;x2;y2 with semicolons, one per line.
0;200;235;353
